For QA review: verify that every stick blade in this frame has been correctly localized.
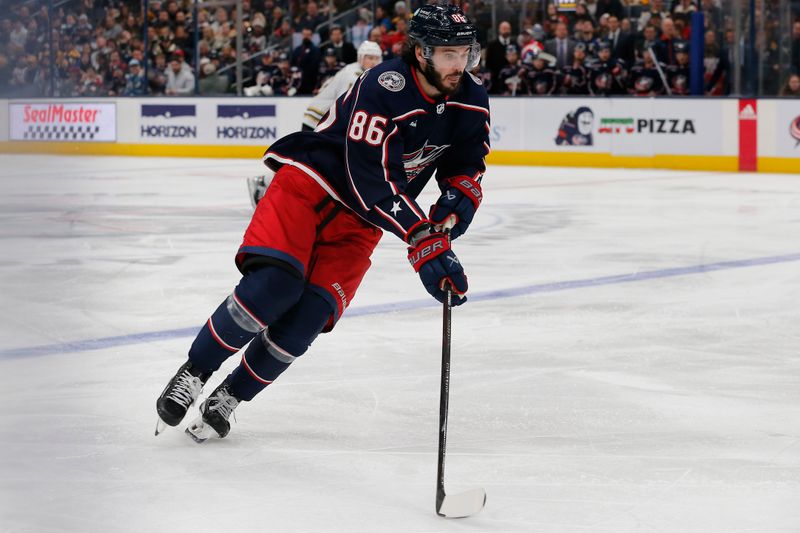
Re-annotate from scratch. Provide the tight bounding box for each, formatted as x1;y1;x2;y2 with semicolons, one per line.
436;488;486;518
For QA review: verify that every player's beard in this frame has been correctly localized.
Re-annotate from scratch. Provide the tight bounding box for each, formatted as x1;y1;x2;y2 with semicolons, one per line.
422;61;463;96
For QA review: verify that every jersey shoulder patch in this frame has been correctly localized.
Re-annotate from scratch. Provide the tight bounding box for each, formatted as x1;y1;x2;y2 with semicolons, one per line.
467;71;483;86
378;71;406;92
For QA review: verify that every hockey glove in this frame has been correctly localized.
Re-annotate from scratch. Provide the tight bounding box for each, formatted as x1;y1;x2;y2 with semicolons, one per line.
407;231;468;305
429;175;482;240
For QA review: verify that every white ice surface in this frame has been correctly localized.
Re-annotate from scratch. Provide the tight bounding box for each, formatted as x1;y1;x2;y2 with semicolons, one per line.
1;155;799;533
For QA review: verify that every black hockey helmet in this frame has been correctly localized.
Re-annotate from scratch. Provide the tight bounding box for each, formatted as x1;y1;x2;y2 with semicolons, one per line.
407;4;480;69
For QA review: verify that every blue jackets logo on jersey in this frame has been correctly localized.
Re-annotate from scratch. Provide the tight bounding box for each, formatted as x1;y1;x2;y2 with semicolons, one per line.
378;71;405;91
403;142;451;179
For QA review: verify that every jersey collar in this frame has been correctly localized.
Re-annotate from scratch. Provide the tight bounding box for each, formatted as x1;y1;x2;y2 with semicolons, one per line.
410;67;436;104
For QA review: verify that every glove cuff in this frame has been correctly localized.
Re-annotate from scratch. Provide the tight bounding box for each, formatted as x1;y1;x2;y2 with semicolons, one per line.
445;175;483;209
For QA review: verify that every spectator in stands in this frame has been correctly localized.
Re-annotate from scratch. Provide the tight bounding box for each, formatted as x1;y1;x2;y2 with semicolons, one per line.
374;6;392;33
595;0;624;20
270;17;294;52
577;19;600;57
248;14;268;52
211;7;229;35
779;73;800;97
381;18;408;55
0;54;10;94
174;10;189;32
655;18;679;66
572;3;594;27
607;15;634;66
350;13;372;49
545;21;576;70
791;21;800;74
75;14;93;45
636;25;659;61
582;0;599;21
108;64;128;96
701;0;724;34
270;52;301;96
292;27;320;95
637;0;669;32
199;60;230;94
328;24;357;64
165;50;195;95
672;15;691;41
704;29;730;95
10;18;29;50
545;4;568;39
124;58;146;96
80;65;105;96
392;1;412;26
486;20;515;95
672;0;697;17
295;1;325;35
761;22;783;95
173;25;192;58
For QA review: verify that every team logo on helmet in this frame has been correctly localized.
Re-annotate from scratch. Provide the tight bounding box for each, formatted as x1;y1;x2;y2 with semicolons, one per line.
378;71;405;92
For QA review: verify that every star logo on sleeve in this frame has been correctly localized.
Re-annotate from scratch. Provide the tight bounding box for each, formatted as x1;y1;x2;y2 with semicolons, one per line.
389;201;403;218
390;201;402;217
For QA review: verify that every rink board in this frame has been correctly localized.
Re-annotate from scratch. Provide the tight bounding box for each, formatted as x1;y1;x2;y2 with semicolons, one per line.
0;97;797;173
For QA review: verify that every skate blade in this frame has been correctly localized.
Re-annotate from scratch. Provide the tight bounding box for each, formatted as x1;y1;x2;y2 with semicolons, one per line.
185;417;220;443
155;418;168;436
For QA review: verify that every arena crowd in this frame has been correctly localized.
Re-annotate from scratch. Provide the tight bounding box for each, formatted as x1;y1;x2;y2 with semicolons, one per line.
1;0;799;98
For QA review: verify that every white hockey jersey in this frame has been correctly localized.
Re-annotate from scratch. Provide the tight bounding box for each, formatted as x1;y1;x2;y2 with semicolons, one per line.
302;62;365;130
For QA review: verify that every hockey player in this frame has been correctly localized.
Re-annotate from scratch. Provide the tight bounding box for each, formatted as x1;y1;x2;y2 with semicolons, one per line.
522;50;559;96
315;48;346;93
587;41;627;96
497;44;525;96
560;42;590;95
247;40;383;207
628;47;665;96
156;4;490;442
665;41;690;95
302;40;383;131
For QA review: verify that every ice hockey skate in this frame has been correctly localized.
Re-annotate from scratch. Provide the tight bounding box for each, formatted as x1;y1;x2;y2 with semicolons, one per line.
185;381;240;443
155;361;209;436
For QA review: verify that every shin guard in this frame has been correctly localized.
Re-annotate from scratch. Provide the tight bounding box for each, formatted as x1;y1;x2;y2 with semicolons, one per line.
188;266;305;374
227;290;333;401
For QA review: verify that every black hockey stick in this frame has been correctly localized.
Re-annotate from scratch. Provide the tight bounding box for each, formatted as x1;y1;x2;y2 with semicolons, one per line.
436;281;486;518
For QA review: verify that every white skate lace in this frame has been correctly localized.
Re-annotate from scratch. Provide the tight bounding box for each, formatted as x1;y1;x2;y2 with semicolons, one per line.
166;372;203;408
209;390;239;421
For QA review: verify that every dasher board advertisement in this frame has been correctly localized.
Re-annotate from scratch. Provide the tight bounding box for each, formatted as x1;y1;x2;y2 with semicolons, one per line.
10;102;116;142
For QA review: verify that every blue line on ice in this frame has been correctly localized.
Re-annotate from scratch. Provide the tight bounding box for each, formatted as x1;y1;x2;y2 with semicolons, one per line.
3;251;799;360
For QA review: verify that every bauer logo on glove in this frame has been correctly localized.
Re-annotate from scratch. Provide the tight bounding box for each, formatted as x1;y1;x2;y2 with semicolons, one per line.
407;232;468;305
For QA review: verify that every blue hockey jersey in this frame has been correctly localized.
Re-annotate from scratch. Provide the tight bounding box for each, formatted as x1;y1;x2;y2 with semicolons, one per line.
263;58;491;242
